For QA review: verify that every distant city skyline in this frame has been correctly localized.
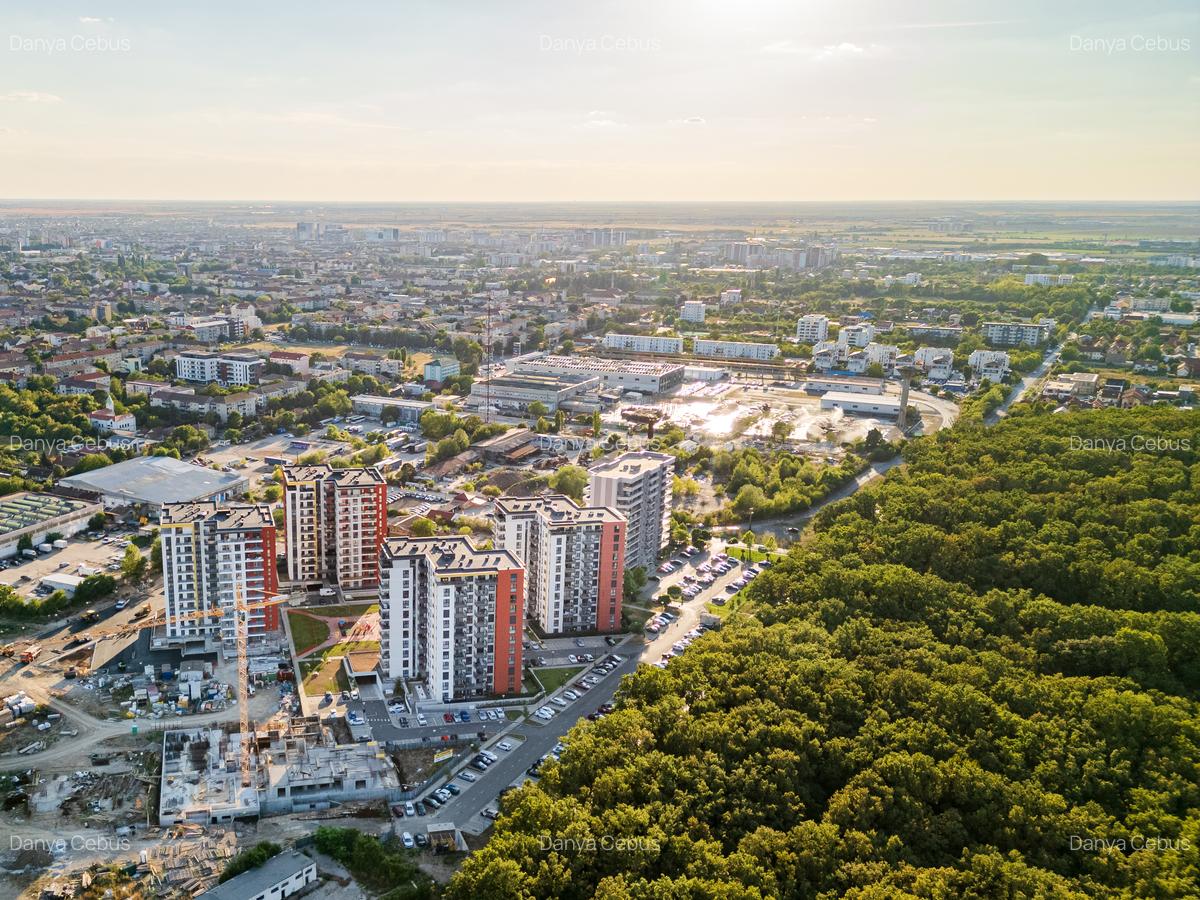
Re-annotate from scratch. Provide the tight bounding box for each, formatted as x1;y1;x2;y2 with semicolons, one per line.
0;0;1196;201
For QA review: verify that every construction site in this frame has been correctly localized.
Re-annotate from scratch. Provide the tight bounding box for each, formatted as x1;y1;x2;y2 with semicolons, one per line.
0;569;432;899
159;717;402;826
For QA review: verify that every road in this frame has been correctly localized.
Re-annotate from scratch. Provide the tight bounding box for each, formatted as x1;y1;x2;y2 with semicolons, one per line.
414;644;642;835
991;343;1063;421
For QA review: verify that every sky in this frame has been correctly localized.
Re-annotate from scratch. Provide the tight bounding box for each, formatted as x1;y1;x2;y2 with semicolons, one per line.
0;1;1197;202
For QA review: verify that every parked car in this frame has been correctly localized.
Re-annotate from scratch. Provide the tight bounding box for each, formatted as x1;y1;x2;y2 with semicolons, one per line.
497;740;513;751
401;832;415;849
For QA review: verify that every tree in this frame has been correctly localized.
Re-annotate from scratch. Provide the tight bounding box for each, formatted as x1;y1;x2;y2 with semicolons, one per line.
528;401;549;419
739;529;756;560
88;512;108;531
120;544;147;584
409;517;437;537
623;565;647;599
549;465;588;502
17;534;33;553
219;841;283;883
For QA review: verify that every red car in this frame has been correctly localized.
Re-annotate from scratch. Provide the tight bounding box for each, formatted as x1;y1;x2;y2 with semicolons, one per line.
442;712;455;724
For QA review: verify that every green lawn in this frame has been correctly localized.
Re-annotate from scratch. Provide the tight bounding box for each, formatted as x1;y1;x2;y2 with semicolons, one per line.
532;665;585;695
321;639;380;659
299;657;350;697
706;594;754;620
287;612;331;656
303;603;379;618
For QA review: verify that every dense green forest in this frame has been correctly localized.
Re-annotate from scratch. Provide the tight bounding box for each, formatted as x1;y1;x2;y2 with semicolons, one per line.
448;406;1200;899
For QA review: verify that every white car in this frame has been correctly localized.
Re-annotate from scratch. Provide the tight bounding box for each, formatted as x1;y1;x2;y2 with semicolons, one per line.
552;697;569;708
401;832;414;849
563;690;579;701
489;709;502;721
459;771;477;782
497;740;513;752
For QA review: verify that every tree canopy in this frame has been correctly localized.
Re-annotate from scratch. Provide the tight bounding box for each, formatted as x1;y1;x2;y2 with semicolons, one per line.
448;406;1200;899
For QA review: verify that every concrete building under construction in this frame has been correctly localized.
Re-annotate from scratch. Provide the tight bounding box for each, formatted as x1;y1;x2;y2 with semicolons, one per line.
158;718;402;825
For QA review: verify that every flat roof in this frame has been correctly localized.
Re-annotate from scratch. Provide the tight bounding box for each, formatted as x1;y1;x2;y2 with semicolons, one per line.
495;493;624;525
0;492;94;537
384;535;521;574
351;394;433;408
161;501;272;531
60;457;247;506
589;451;675;479
820;391;902;408
198;850;314;900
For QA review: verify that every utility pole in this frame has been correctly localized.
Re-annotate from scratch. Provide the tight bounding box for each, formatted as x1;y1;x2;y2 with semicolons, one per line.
897;365;916;431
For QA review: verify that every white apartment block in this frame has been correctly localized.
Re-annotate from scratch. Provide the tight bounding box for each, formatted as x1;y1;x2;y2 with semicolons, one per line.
602;333;684;354
588;451;674;571
981;320;1054;347
968;349;1012;380
913;346;955;380
693;339;780;361
680;300;707;323
838;323;875;348
282;465;386;592
795;314;829;344
719;289;742;305
174;351;263;387
494;495;626;635
379;537;524;700
160;502;280;649
1024;273;1075;286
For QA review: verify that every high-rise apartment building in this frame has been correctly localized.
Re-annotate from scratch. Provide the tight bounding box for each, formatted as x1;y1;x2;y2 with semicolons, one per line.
795;314;829;344
282;465;387;593
494;495;625;635
587;451;674;571
160;501;279;648
379;537;524;701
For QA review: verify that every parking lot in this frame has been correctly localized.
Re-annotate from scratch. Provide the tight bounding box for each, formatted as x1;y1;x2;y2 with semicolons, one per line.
394;644;641;835
0;529;143;599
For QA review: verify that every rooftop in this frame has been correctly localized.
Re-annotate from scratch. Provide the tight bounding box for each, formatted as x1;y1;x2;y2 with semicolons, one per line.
384;535;521;574
282;464;385;487
197;851;314;900
59;457;247;507
589;450;675;480
495;493;624;526
161;501;273;531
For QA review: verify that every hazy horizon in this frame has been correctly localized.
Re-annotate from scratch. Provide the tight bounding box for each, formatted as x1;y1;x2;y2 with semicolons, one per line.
2;0;1196;202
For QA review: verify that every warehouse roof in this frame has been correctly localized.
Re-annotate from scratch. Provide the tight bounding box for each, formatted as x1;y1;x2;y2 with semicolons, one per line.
60;456;247;506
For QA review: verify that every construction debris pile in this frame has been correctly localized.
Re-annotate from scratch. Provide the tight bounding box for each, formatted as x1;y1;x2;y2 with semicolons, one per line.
0;691;66;756
30;769;151;826
73;660;237;721
30;826;239;899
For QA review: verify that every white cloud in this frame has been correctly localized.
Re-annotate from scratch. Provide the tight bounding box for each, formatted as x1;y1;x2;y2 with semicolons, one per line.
761;40;879;61
668;116;706;126
79;16;102;24
896;19;1023;30
579;110;626;130
0;91;63;104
